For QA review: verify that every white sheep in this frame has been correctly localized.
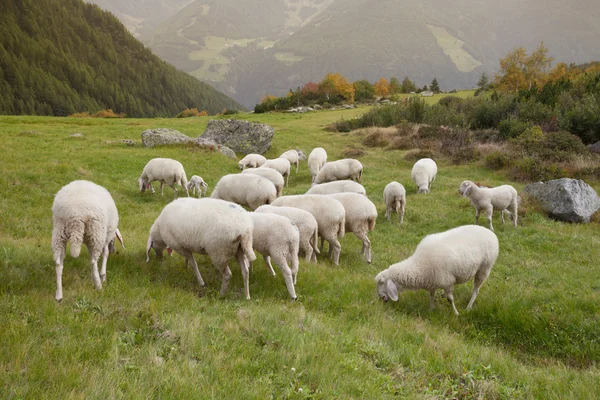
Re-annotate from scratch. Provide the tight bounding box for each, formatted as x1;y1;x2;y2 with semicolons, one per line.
187;175;208;198
326;193;377;263
249;212;299;299
241;167;284;197
279;149;307;173
51;180;124;301
271;195;345;265
210;173;277;210
238;154;267;170
306;180;366;196
375;225;499;315
308;147;327;183
383;181;406;223
146;198;256;299
314;158;363;184
138;157;190;198
255;204;320;263
411;158;437;194
458;180;518;231
262;158;291;186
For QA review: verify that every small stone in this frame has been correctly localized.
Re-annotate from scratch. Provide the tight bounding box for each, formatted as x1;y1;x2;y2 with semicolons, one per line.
70;133;83;137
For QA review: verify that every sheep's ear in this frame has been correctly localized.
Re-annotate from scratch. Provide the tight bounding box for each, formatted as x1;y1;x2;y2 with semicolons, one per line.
167;247;173;256
386;280;399;302
463;185;473;197
145;236;152;262
115;229;124;249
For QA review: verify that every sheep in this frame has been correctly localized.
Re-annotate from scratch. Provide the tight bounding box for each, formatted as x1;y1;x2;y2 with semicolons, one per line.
326;193;377;263
51;180;124;301
383;181;406;223
306;180;366;196
271;195;345;265
458;180;518;232
210;173;277;210
279;149;307;173
375;225;499;315
314;159;363;184
138;157;190;198
411;158;437;194
308;147;327;183
249;212;299;299
238;153;267;170
262;158;291;186
255;204;320;263
146;198;256;299
187;175;208;198
241;167;284;197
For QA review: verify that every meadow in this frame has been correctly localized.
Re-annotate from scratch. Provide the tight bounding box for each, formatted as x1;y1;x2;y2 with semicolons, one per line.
0;108;599;399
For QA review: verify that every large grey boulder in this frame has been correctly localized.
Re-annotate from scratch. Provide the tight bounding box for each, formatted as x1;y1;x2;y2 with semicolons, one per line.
193;137;236;159
141;128;192;147
199;119;274;155
523;178;600;223
588;141;600;154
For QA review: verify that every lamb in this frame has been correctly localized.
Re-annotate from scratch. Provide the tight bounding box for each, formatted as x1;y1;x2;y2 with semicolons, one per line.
306;180;366;196
249;213;299;299
308;147;327;183
375;225;499;315
279;149;307;173
238;153;267;170
210;173;277;210
187;175;208;198
138;157;190;198
314;159;363;184
326;193;377;263
51;180;124;301
383;181;406;223
271;195;345;265
262;158;291;186
255;204;320;263
458;180;518;231
241;167;284;197
411;158;437;194
146;198;256;299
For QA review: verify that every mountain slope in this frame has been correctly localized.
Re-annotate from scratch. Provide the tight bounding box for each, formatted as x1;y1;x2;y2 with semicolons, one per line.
0;0;243;117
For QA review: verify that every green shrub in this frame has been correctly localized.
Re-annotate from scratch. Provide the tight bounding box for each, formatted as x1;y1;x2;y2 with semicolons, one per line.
543;131;586;153
403;149;438;161
438;96;463;107
222;109;239;115
559;94;600;144
417;125;441;139
510;157;566;181
498;118;528;139
406;98;426;123
484;151;511;170
363;130;390;147
518;100;554;125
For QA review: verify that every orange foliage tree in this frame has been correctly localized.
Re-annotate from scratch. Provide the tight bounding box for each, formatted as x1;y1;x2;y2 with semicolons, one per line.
318;73;355;103
495;42;554;92
375;78;390;98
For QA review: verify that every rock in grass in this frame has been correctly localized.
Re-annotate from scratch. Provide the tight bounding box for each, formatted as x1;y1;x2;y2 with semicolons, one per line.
141;128;192;147
523;178;600;223
199;119;274;155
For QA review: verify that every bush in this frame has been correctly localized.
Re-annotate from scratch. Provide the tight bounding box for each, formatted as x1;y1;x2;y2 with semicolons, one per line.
425;104;466;127
363;130;390;147
510;157;566;181
403;149;438;161
438;96;463;107
543;131;586;153
440;129;479;164
176;108;208;118
498;118;528;139
484;151;511;170
406;98;426;123
559;94;600;144
469;96;517;129
222;109;239;115
518;100;554;125
343;147;365;158
92;109;125;118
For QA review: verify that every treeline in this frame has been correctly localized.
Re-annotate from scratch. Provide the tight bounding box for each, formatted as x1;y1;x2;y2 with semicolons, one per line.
0;0;242;117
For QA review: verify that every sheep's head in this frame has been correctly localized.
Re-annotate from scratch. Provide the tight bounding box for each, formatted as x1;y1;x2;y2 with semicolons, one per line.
200;180;208;195
145;235;171;262
375;272;400;302
108;228;125;254
138;177;150;192
458;180;475;197
238;161;245;170
296;149;307;161
417;186;430;194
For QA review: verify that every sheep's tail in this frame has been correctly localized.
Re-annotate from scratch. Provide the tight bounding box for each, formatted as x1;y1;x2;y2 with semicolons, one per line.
394;198;401;213
180;172;189;191
67;219;85;258
239;233;256;262
368;216;376;231
337;219;345;238
311;227;320;255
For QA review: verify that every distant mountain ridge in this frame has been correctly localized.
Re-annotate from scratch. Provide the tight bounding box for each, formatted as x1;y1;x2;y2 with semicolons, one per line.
88;0;600;108
0;0;243;116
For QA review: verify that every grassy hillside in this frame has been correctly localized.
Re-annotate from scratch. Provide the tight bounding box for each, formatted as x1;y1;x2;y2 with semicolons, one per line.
0;0;243;117
1;109;599;398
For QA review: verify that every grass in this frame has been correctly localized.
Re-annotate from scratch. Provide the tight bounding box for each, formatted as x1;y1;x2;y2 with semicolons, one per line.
1;109;599;399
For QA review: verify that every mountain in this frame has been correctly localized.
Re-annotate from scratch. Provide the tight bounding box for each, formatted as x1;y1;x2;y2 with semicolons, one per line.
0;0;243;117
91;0;600;108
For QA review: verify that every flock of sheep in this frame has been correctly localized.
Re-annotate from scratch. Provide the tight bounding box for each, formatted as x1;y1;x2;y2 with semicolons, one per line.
51;146;520;314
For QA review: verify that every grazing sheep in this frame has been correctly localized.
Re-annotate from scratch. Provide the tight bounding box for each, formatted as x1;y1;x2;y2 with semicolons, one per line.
306;180;366;196
314;159;363;184
187;175;208;198
383;181;406;223
411;158;437;194
255;204;320;263
271;195;345;265
146;198;256;299
375;225;499;315
211;173;277;210
279;149;307;173
51;180;124;301
238;154;267;170
138;157;190;198
458;180;518;231
262;158;292;186
326;193;377;263
241;167;284;197
249;213;299;299
308;147;328;183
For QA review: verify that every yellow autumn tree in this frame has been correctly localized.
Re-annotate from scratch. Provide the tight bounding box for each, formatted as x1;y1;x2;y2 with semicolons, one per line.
375;78;390;98
318;73;355;103
495;42;554;92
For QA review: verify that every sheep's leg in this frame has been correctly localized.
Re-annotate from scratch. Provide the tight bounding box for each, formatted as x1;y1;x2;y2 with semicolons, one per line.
272;254;297;300
354;231;371;263
486;208;494;231
90;257;102;290
264;255;276;276
100;244;109;282
510;202;518;228
55;252;65;302
295;162;299;174
327;238;342;265
149;183;156;194
216;263;232;297
467;268;491;310
475;209;480;225
319;236;325;254
170;183;178;199
500;210;505;224
187;255;206;287
429;289;436;310
236;249;251;300
160;182;164;196
400;201;405;224
444;287;459;316
183;182;190;197
385;206;391;221
285;172;289;187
